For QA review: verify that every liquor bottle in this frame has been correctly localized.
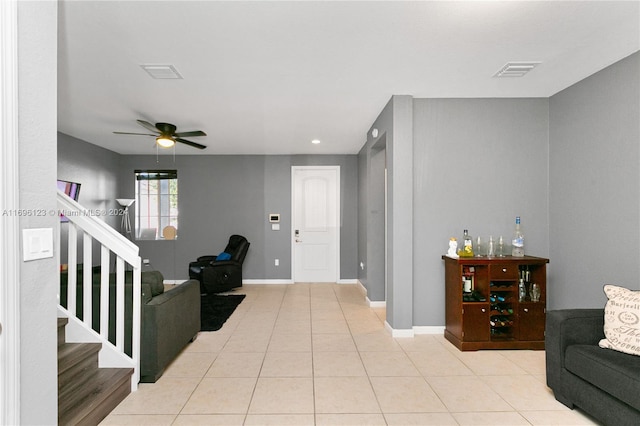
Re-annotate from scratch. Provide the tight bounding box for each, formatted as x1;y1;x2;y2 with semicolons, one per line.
462;266;475;293
461;229;474;257
511;217;525;257
518;278;526;302
462;272;472;293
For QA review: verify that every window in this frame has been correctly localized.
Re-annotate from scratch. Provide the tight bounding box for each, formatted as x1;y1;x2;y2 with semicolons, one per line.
135;170;178;240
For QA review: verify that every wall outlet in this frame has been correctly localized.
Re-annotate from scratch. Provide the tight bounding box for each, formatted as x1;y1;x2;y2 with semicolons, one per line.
275;259;279;266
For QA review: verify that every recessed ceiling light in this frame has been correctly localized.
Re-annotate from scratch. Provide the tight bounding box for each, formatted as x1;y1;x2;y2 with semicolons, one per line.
311;139;321;144
140;64;183;79
493;62;541;78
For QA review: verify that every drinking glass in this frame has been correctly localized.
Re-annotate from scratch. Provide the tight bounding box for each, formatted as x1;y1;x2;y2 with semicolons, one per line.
475;236;483;257
487;236;495;257
497;236;505;257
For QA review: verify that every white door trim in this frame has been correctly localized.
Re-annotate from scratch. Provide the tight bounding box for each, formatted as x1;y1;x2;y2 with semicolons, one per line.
291;166;341;283
0;1;21;423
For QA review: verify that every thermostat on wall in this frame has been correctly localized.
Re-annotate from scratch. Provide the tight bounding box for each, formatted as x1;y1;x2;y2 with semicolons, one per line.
269;214;280;223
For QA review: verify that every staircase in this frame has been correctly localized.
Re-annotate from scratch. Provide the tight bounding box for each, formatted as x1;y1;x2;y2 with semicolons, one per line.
58;318;133;425
57;190;142;423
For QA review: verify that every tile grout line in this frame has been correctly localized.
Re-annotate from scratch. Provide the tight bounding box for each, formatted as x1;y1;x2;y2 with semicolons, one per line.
334;283;387;422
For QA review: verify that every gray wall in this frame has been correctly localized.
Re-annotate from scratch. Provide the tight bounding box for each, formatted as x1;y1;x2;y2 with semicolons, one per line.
18;2;59;423
359;96;415;329
358;96;549;328
358;98;394;303
358;99;393;304
412;98;550;326
118;154;358;281
58;132;123;263
549;52;640;308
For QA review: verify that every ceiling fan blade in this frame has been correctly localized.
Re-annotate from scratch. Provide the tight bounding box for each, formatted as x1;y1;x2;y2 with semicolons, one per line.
137;119;160;134
174;130;207;138
113;131;157;136
175;137;207;150
155;122;177;134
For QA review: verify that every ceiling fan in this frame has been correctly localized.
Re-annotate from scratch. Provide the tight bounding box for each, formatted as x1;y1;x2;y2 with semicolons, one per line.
114;120;207;150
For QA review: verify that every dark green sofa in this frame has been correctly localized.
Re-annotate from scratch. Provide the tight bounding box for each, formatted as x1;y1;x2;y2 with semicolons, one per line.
59;266;200;382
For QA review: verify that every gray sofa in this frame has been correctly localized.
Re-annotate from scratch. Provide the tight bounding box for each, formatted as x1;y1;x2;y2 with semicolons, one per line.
60;267;201;382
546;309;640;425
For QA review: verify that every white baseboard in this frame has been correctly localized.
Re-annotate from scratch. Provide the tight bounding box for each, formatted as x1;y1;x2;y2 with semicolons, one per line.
164;279;189;285
383;322;444;337
243;279;294;285
385;321;415;338
367;299;386;308
413;326;445;335
169;278;296;285
165;278;359;285
358;280;386;308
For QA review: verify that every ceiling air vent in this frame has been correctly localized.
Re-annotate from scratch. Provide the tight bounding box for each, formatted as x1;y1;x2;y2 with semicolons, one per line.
140;64;183;79
493;62;541;78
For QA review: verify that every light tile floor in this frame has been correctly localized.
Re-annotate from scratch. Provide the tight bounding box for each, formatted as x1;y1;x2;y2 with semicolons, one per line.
101;284;599;425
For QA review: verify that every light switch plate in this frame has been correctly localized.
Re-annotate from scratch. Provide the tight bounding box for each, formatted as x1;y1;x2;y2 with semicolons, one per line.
22;228;53;261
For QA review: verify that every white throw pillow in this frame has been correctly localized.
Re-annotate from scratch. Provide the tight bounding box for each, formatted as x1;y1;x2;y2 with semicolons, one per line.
599;284;640;356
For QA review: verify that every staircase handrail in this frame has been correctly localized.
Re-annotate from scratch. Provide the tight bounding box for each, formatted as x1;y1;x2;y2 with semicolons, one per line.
57;190;141;390
56;190;139;265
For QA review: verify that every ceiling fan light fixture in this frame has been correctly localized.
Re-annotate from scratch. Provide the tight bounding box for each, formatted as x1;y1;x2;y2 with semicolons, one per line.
156;136;175;148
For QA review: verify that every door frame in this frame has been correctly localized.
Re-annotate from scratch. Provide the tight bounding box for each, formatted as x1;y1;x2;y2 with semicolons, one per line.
0;1;21;423
291;166;341;283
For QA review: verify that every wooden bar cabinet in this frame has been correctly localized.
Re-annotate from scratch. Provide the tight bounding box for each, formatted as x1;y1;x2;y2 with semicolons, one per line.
442;255;549;351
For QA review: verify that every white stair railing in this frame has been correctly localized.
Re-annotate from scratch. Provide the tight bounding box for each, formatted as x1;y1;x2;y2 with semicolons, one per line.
56;190;141;391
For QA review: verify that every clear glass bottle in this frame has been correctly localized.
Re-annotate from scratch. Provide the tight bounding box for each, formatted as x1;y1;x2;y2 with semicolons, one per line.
462;229;474;257
518;278;526;302
531;283;541;302
511;216;525;257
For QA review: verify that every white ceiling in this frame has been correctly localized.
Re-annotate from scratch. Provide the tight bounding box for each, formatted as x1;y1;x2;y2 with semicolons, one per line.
57;0;640;155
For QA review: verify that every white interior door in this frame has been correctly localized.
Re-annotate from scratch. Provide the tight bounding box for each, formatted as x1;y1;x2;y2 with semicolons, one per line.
292;166;340;283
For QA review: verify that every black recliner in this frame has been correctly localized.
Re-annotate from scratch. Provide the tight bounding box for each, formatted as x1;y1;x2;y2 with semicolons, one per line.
189;235;250;294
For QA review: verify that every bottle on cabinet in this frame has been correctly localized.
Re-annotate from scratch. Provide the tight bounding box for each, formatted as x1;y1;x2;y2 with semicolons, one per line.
459;229;474;257
518;279;526;302
512;217;525;257
462;266;475;293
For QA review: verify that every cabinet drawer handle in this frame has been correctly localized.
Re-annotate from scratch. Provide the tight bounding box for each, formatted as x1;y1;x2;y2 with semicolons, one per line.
481;308;486;313
524;308;529;313
502;268;507;273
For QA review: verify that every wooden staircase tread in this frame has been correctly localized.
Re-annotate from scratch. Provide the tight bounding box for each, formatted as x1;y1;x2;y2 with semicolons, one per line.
58;316;134;425
58;342;101;376
58;367;133;426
